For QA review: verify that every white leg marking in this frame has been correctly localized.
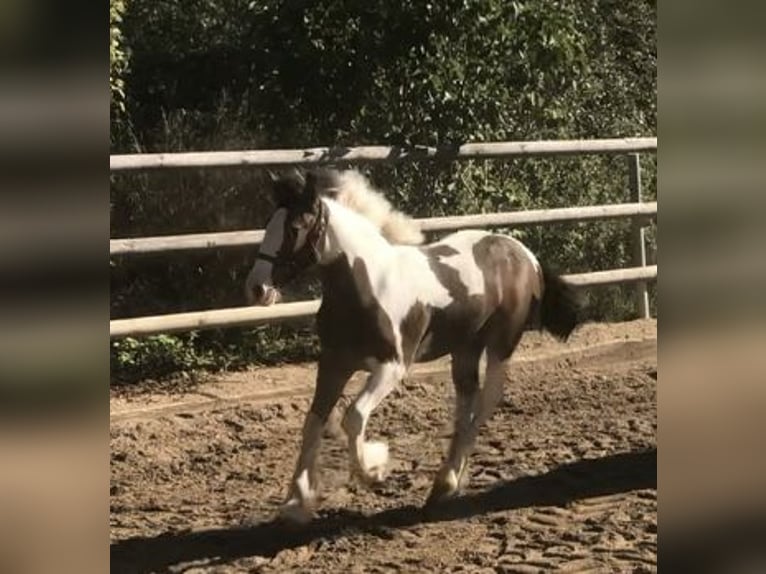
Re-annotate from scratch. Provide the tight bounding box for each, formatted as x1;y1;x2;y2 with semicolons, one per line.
279;412;323;523
430;390;476;502
361;441;390;480
430;355;508;503
342;361;404;485
295;469;313;501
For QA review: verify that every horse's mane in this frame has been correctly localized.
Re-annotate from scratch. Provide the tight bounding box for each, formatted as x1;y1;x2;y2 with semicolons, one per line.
318;169;424;246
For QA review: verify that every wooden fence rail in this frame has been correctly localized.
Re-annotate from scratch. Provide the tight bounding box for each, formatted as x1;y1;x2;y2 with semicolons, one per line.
110;137;657;172
109;266;657;338
111;201;657;255
109;138;657;336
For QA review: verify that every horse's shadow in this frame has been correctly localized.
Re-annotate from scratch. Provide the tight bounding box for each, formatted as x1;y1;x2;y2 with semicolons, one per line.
110;448;656;573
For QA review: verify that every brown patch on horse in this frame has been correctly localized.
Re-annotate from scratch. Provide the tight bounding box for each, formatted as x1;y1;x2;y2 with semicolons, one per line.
426;245;459;258
415;234;543;362
317;254;398;367
412;243;488;361
471;235;542;357
400;301;430;366
472;235;541;303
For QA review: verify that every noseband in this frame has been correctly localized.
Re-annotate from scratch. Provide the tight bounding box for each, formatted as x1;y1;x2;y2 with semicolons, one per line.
256;200;329;277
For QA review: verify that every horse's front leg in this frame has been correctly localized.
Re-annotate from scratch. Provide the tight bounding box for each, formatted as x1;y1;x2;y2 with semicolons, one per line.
342;360;405;485
280;352;353;524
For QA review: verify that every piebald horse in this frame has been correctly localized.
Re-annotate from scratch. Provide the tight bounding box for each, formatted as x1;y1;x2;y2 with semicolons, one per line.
246;169;582;523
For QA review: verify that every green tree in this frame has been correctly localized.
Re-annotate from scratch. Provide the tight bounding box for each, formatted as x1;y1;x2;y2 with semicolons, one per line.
110;0;656;382
110;0;128;115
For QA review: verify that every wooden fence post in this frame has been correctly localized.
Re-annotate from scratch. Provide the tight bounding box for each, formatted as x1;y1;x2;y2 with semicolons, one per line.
627;153;650;319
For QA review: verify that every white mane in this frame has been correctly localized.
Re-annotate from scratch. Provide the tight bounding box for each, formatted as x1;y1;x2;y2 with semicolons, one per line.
325;170;424;246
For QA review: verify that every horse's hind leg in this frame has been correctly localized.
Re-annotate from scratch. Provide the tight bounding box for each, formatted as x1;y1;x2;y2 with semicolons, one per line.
427;312;525;506
427;350;513;505
280;351;354;524
342;360;405;485
428;347;481;504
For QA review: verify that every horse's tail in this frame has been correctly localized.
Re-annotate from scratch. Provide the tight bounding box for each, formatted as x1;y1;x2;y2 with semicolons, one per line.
539;266;583;341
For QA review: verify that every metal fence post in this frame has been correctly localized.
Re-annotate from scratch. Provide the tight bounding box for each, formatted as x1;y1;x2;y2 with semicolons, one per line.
627;153;650;319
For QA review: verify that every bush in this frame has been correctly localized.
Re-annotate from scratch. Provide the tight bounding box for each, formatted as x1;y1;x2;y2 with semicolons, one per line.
110;0;656;382
111;323;321;385
111;333;215;384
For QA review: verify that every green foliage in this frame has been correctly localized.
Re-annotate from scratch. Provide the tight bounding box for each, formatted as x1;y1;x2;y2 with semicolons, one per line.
111;333;215;384
242;324;321;365
111;324;320;384
117;0;654;146
110;0;128;116
110;0;656;382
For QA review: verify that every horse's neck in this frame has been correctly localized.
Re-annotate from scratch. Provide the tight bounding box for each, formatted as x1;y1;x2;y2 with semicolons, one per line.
318;199;394;309
321;198;394;265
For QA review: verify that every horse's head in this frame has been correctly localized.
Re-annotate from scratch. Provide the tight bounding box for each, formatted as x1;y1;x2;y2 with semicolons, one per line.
245;169;329;306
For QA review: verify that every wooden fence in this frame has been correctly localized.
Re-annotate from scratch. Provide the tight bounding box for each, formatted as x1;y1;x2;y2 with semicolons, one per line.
110;138;657;171
110;137;657;337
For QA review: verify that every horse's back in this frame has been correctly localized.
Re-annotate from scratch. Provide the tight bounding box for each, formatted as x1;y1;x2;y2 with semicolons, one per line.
424;229;541;296
317;229;543;368
410;230;542;362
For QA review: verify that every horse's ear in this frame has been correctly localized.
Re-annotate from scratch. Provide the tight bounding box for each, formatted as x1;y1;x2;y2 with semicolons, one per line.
266;169;280;204
291;167;306;185
269;168;304;206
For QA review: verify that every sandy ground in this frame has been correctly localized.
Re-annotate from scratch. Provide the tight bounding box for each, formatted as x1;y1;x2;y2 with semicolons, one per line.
111;319;657;573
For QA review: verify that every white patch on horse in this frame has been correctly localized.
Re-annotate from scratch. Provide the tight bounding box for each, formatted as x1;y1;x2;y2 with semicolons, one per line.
434;230;491;297
247;208;286;289
259;208;287;256
342;361;405;483
323;198;452;357
321;198;390;263
379;248;454;355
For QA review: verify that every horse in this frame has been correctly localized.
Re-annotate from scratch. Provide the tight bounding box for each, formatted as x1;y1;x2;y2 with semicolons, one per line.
245;168;582;523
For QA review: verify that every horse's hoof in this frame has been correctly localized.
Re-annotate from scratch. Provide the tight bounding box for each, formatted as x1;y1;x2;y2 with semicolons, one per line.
353;441;390;487
365;462;389;484
353;466;389;488
425;469;460;508
364;471;387;487
277;498;315;525
364;441;389;479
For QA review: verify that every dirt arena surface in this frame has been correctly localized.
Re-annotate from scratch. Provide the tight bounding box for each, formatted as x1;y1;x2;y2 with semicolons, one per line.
111;320;657;573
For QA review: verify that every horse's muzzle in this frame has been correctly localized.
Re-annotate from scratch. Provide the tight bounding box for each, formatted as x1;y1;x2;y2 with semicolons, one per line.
247;284;282;306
